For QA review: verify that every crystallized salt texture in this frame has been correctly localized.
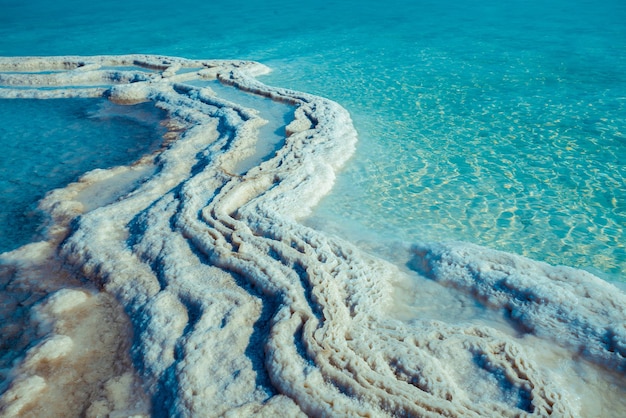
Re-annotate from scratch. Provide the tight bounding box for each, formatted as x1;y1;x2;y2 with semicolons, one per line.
1;55;625;417
411;241;626;371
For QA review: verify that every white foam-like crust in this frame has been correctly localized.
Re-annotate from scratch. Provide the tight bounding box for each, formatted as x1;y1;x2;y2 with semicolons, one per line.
0;55;624;417
411;242;626;371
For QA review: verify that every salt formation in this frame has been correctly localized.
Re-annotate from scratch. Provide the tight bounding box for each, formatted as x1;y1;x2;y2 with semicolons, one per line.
411;242;626;372
1;55;625;417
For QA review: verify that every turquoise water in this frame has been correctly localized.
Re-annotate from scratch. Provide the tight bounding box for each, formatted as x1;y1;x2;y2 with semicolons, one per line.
1;0;625;278
0;99;165;252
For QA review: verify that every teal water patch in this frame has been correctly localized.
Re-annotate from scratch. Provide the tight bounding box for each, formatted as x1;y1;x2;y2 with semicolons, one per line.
257;1;626;280
0;99;165;252
301;52;626;278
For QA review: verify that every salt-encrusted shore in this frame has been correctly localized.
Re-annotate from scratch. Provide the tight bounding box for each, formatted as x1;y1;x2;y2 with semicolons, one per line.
0;55;625;417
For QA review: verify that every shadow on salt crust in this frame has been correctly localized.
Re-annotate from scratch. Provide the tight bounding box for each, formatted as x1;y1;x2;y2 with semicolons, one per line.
0;55;625;417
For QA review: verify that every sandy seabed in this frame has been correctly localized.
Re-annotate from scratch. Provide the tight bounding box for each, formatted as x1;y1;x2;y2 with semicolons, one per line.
0;55;625;417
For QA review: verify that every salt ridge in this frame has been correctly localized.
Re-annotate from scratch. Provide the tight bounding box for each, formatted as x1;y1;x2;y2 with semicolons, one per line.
0;55;624;417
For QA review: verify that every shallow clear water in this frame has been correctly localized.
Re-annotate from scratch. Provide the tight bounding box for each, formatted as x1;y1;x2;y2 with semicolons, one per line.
0;99;165;252
186;80;295;174
1;0;625;279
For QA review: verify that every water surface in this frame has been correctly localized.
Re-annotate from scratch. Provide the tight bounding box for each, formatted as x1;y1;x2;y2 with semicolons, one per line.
0;99;165;252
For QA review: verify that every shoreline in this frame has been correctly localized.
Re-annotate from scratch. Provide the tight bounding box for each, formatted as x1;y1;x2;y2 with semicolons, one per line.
1;55;625;417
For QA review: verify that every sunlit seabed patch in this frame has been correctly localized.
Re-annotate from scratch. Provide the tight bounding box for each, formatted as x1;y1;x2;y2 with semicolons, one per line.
263;48;626;280
1;55;625;417
0;98;166;253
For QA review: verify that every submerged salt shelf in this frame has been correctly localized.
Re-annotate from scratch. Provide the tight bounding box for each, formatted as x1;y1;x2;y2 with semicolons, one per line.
0;55;625;417
0;98;166;253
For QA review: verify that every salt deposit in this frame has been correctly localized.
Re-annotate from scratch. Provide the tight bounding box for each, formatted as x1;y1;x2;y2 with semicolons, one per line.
1;55;624;417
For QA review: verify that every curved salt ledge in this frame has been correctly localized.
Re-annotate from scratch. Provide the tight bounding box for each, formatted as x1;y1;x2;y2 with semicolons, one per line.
0;55;625;417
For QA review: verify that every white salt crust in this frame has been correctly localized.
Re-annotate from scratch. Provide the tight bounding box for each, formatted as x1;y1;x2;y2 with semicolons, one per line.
0;55;624;417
